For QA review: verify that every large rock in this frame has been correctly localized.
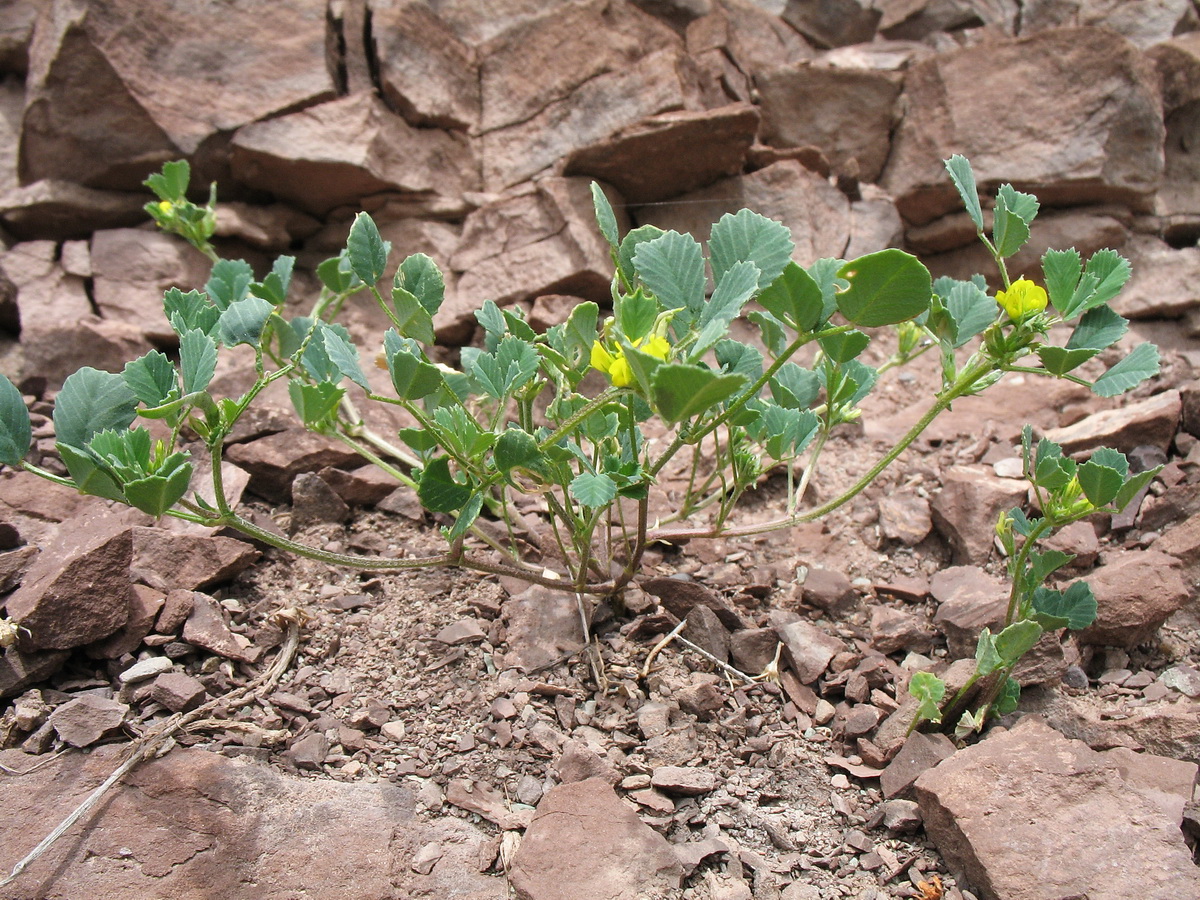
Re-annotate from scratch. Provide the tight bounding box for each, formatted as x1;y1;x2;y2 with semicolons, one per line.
445;178;623;342
0;180;147;241
638;160;850;266
509;777;684;900
930;465;1027;566
1020;0;1198;49
686;0;812;104
883;28;1164;225
1112;238;1200;319
230;93;478;217
496;585;586;673
757;63;900;182
915;717;1199;900
780;0;881;48
1079;549;1190;648
131;528;260;592
1043;390;1181;457
20;0;336;190
6;508;143;650
0;745;502;900
562;104;759;203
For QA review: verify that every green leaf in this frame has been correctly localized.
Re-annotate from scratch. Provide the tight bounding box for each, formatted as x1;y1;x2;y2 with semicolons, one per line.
616;289;659;344
1042;248;1082;314
398;427;439;454
709;209;794;291
179;329;219;394
144;159;190;202
205;259;254;310
1067;305;1128;352
807;258;845;323
715;341;764;382
1028;549;1075;586
216;296;273;347
994;677;1021;716
417;457;471;512
1082;249;1132;310
591;182;620;248
974;628;1002;676
818;329;869;363
122;351;179;409
691;260;759;361
1032;582;1096;631
289;381;345;430
570;471;618;508
908;670;946;724
1112;466;1160;512
563;302;600;367
1090;447;1129;479
992;185;1038;259
164;288;219;337
760;405;819;459
390;284;436;345
1091;342;1159;397
944;155;983;232
1037;345;1099;376
397;253;445;316
54;367;138;450
123;454;193;517
57;442;126;501
493;428;548;480
316;252;361;294
747;311;787;357
758;262;824;333
250;256;295;306
347;212;389;285
942;279;997;347
633;231;705;315
617;224;664;289
1077;458;1125;507
443;493;483;542
321;326;369;389
384;331;444;400
0;374;31;466
836;249;932;327
650;364;748;425
769;363;820;409
469;335;540;399
994;620;1043;665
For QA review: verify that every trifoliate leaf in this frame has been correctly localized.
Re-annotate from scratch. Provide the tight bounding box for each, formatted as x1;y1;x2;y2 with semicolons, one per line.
591;182;620;248
216;296;273;347
1042;248;1082;314
617;224;664;290
650;364;748;425
570;471;618;508
397;253;445;316
417;457;471;512
633;230;705;315
994;620;1043;665
205;258;254;310
818;329;869;363
122;351;179;409
769;363;820;410
709;209;794;291
1032;581;1096;631
908;670;946;724
180;329;219;394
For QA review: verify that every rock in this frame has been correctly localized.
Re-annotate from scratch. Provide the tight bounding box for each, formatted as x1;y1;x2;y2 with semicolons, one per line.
225;429;362;502
840;704;883;738
131;528;260;593
7;508;140;650
317;465;404;507
641;576;744;630
931;466;1028;566
1021;0;1197;49
230;93;476;217
879;798;923;833
446;778;533;830
285;732;329;770
1113;239;1200;319
1079;550;1190;648
651;765;716;796
181;592;259;663
880;0;1017;38
90;228;212;344
769;611;846;684
1159;664;1200;698
800;567;856;613
1041;520;1100;569
85;584;166;659
48;694;129;748
780;0;881;48
929;565;1008;660
509;778;684;900
845;192;906;259
563;104;759;204
497;585;586;673
1043;390;1181;457
0;180;147;241
445;178;624;343
434;619;487;645
874;658;977;756
20;0;336;190
289;472;351;530
369;0;479;130
870;606;935;655
212;201;320;251
686;1;812;95
877;492;933;546
639;160;850;266
155;589;197;635
675;672;727;717
555;738;620;786
684;604;731;663
116;656;173;685
757;63;900;182
149;671;208;712
0;646;70;700
883;28;1163;225
915;717;1199;900
729;627;780;676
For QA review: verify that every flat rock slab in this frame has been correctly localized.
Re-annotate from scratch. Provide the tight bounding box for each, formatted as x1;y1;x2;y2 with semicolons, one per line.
509;777;683;900
0;745;503;900
915;717;1199;900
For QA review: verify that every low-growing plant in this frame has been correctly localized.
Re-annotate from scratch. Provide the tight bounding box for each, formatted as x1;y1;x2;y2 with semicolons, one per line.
0;156;1160;682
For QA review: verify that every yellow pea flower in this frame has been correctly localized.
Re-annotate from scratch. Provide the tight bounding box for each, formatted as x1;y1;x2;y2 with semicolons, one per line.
996;278;1048;321
590;335;672;387
158;200;174;213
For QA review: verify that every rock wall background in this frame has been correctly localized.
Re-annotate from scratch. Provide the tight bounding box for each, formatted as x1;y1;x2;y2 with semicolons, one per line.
1;0;1199;388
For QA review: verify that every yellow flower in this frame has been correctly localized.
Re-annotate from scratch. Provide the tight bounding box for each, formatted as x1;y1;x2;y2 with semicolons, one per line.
996;278;1047;320
590;335;672;387
157;200;173;213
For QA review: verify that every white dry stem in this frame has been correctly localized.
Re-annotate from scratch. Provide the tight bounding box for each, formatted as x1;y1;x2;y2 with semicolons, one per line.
0;608;307;889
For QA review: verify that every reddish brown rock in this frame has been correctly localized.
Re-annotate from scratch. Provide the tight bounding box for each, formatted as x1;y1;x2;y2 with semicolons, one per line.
289;472;351;531
929;565;1008;660
1044;390;1181;457
132;528;259;593
780;0;881;48
0;646;69;700
915;718;1199;900
930;466;1028;566
0;180;147;241
509;777;684;900
729;627;780;676
181;592;258;663
563;104;759;204
651;765;716;796
48;694;129;748
769;611;845;684
6;509;142;650
497;585;586;673
20;0;336;191
85;584;166;659
641;575;743;630
870;606;935;655
225;430;362;502
883;28;1164;225
1079;550;1190;648
881;731;957;800
149;671;207;713
800;567;857;614
877;492;933;547
230;93;477;218
684;604;731;664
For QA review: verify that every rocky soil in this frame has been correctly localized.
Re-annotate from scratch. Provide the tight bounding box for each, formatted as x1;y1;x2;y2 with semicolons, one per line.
0;1;1199;899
